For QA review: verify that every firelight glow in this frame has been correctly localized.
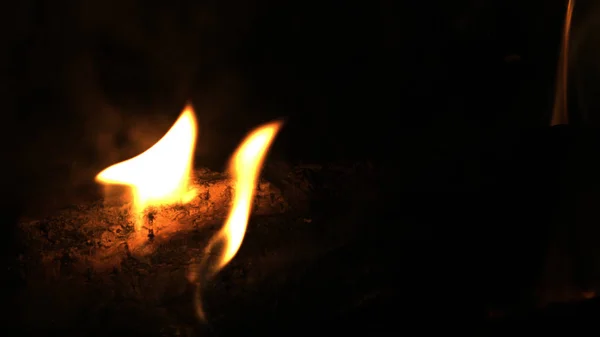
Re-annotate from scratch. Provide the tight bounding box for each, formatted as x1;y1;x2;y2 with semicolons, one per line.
95;105;198;231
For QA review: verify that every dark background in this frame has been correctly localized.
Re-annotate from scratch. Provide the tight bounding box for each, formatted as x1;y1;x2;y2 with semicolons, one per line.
3;0;600;333
0;0;571;214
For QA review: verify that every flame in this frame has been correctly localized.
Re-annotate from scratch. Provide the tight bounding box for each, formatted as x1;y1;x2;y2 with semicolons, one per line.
95;106;281;320
214;121;282;269
95;105;198;231
189;120;282;319
551;0;575;126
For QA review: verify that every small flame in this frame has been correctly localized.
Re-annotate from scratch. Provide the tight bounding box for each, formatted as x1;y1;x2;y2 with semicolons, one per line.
189;120;282;319
215;121;282;269
95;105;198;231
551;0;575;126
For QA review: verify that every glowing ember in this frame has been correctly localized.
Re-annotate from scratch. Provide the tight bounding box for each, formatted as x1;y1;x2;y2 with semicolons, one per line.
582;291;596;300
189;121;282;319
95;105;198;232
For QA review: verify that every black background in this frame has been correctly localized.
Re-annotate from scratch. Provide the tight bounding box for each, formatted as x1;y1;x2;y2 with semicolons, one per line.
0;0;569;213
3;0;600;334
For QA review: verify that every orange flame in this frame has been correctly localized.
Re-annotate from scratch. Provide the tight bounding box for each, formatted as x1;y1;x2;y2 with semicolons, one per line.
95;105;198;231
189;120;282;320
95;105;282;320
551;0;575;126
214;121;282;269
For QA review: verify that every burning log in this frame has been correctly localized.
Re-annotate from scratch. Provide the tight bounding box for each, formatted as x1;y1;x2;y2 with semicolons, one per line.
14;162;380;336
12;103;387;335
18;167;292;274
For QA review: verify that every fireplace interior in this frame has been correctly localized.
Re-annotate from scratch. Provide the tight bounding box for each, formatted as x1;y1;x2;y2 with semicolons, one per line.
5;1;600;336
